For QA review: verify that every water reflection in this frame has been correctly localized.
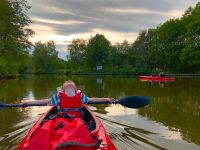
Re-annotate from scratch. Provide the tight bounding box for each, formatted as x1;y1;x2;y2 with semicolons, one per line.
139;79;174;88
0;76;200;149
96;77;103;84
97;111;200;150
105;105;138;116
139;95;200;145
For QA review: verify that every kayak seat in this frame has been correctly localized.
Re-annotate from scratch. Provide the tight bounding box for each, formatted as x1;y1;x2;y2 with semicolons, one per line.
151;74;157;77
82;106;96;131
86;121;96;131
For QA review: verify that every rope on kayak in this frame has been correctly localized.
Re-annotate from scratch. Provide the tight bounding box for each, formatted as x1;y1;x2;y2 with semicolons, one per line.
54;141;100;150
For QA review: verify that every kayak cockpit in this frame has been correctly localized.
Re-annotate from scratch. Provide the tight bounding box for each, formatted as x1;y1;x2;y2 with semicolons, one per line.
38;105;97;132
82;105;96;131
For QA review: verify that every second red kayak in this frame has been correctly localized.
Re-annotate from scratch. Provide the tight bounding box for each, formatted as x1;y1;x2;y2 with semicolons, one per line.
16;105;116;150
139;76;176;81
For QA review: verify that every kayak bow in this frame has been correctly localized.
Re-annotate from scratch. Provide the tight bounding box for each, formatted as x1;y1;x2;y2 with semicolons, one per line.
16;105;116;150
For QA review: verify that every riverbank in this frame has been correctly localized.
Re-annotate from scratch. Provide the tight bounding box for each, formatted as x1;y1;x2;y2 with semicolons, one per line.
0;75;16;81
0;73;199;81
167;74;200;77
68;72;200;77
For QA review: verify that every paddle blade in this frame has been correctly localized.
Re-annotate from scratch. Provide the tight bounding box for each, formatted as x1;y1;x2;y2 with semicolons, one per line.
116;96;150;108
0;102;5;110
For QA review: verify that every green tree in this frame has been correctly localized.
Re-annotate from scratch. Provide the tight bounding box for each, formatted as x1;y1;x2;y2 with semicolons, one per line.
111;40;136;74
108;43;127;73
180;2;200;73
0;0;33;76
110;41;131;66
0;0;33;55
32;41;59;73
132;29;154;68
68;38;86;71
149;19;185;72
85;34;110;70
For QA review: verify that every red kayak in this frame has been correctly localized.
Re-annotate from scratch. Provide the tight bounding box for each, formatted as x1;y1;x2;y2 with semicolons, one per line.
139;76;176;81
16;105;116;150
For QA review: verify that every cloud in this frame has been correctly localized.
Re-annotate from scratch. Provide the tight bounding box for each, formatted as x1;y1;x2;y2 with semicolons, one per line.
26;0;199;59
32;17;87;25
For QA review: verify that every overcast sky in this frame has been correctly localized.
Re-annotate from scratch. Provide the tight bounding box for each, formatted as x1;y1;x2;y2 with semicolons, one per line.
26;0;199;59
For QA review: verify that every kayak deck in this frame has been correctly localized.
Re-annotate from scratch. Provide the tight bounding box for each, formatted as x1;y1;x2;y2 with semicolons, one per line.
17;105;116;150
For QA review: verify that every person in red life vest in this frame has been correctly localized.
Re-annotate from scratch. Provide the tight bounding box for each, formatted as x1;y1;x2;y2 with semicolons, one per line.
22;80;114;116
50;80;113;117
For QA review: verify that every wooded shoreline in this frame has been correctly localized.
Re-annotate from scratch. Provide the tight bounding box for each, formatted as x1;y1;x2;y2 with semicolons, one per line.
0;1;199;78
1;73;200;81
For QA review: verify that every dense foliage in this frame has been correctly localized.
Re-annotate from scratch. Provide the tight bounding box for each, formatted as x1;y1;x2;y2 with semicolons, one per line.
0;0;66;76
0;0;33;76
67;39;86;72
32;41;66;74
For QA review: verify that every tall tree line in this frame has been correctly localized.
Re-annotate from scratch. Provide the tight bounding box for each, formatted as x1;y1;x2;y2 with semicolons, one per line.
68;2;200;74
0;0;199;76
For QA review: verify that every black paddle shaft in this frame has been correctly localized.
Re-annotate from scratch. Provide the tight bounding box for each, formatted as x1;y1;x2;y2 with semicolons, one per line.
88;96;150;109
0;96;150;109
0;102;48;108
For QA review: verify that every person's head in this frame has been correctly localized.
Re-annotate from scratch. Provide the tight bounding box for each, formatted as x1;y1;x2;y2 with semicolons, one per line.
62;80;77;97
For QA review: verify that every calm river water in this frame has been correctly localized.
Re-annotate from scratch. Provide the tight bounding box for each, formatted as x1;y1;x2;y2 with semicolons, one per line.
0;75;199;150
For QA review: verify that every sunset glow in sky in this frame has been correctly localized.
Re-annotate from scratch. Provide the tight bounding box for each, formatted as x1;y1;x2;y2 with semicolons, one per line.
26;0;199;59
